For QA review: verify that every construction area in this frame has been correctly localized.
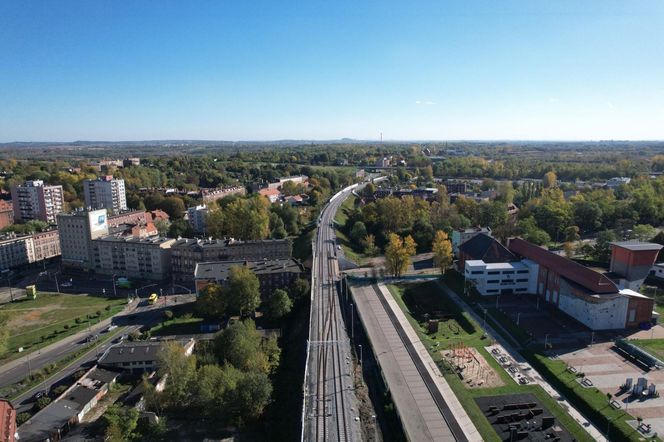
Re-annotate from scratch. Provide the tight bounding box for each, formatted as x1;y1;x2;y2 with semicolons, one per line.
474;393;575;442
442;343;504;389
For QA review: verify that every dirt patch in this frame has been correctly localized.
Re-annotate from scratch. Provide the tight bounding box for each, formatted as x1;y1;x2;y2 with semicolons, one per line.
6;305;64;331
441;346;504;389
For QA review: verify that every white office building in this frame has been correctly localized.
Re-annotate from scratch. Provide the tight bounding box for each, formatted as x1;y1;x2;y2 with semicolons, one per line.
464;259;538;296
83;176;127;214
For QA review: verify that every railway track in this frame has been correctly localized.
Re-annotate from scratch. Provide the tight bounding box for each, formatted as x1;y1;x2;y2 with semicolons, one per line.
303;186;358;442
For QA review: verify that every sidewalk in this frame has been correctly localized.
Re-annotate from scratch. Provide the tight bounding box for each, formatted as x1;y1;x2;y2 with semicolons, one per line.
436;281;607;442
376;283;481;441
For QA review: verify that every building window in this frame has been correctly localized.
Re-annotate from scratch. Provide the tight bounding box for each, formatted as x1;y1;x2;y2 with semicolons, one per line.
487;280;499;283
516;279;528;282
471;271;483;275
487;271;499;275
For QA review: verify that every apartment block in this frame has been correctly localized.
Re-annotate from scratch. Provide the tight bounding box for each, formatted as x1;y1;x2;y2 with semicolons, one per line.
187;204;208;234
83;176;127;214
92;235;175;281
11;180;64;224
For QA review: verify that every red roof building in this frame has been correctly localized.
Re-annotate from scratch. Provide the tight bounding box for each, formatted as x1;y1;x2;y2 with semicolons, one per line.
0;399;16;442
508;238;656;330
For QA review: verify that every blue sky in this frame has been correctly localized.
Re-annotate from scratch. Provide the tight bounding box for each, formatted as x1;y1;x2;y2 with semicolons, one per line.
1;1;663;141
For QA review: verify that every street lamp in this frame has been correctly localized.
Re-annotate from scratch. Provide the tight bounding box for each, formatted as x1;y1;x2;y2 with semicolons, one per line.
6;273;13;302
350;303;355;340
112;274;117;297
372;415;378;442
53;271;60;294
544;333;551;350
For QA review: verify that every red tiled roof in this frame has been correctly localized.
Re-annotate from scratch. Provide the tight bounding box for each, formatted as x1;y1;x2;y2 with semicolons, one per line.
0;200;12;212
509;238;617;294
0;399;15;442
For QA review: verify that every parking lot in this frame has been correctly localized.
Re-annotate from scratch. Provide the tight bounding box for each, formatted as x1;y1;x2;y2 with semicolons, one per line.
492;294;599;347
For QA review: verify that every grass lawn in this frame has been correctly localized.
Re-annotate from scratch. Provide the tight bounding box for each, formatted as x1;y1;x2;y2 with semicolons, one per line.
641;285;664;316
150;317;204;336
0;292;126;360
630;338;664;362
386;281;595;442
436;276;658;442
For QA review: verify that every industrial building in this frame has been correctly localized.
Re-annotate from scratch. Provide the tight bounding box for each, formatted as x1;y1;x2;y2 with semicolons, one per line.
463;237;662;330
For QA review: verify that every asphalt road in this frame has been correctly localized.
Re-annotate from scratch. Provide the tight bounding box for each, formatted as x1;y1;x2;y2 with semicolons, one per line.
1;294;196;413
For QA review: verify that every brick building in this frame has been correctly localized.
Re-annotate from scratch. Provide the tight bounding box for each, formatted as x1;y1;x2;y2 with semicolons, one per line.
194;258;304;299
0;200;14;230
171;238;292;281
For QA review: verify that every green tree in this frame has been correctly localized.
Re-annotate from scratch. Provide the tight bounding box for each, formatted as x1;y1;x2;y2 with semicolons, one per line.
227;266;261;315
230;371;273;423
364;233;379;256
631;224;656;241
573;200;603;233
432;230;453;274
225;196;270;240
0;315;9;357
349;221;368;248
564;225;580;242
167;219;193;238
214;320;269;373
542;171;557;188
385;233;417;277
194;283;227;319
288;277;310;302
103;405;140;442
518;216;551;246
591;230;617;263
157;341;198;408
157;196;186;219
264;289;292;320
205;209;226;239
269;213;288;239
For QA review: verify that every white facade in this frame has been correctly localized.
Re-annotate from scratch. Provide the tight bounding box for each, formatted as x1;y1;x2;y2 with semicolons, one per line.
57;209;109;269
83;177;127;214
557;290;629;330
651;263;664;280
464;260;536;296
187;204;208;234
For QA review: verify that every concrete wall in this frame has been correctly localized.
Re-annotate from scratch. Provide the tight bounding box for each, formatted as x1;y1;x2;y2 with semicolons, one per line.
556;280;628;330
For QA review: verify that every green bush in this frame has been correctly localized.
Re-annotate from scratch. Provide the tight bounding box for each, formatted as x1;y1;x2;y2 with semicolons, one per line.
16;412;31;425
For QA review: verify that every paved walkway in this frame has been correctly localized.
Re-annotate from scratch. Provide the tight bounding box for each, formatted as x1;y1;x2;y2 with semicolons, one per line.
436;281;608;442
352;283;479;441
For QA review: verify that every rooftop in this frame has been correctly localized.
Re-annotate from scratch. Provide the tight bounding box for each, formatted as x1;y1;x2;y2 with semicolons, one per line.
509;238;617;295
465;260;528;270
459;233;516;263
610;241;664;252
195;258;303;280
98;341;166;365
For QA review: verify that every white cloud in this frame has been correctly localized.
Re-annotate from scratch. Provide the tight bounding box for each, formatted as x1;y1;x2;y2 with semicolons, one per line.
415;100;436;105
548;97;559;103
607;101;616;109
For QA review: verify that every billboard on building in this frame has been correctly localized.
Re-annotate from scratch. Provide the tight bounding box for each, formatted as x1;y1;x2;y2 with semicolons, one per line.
89;209;109;237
